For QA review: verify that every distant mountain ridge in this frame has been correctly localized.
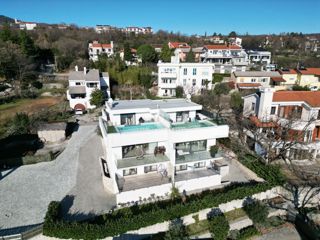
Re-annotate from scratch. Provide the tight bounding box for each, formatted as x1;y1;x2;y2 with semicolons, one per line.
0;15;15;24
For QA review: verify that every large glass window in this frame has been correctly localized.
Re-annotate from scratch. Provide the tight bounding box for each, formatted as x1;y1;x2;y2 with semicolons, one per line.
175;164;187;172
144;165;157;173
122;142;157;158
86;82;98;88
123;168;137;176
120;113;135;125
175;140;207;157
176;111;189;122
183;68;187;75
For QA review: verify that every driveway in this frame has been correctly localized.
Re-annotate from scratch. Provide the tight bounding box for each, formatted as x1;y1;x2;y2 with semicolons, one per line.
0;124;115;235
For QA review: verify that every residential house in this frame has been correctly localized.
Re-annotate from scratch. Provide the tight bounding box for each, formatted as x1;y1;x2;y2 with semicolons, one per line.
296;68;320;90
231;71;286;90
95;25;118;33
15;19;37;30
168;42;191;62
278;69;298;87
204;36;225;44
99;98;229;204
66;67;110;113
200;45;248;72
243;88;320;159
247;50;272;65
88;41;114;62
228;37;242;47
157;56;213;97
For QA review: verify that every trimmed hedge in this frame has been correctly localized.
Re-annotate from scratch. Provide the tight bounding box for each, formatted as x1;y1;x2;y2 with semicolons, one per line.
208;214;229;240
237;226;260;240
43;153;284;239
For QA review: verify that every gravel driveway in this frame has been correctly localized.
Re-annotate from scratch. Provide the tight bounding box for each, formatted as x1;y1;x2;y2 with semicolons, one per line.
0;124;114;234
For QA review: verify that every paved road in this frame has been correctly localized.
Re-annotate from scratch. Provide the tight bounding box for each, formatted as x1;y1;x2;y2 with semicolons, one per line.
62;133;116;221
0;124;115;234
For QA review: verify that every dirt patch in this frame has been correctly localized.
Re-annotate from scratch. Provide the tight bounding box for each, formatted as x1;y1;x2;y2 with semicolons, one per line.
0;97;63;122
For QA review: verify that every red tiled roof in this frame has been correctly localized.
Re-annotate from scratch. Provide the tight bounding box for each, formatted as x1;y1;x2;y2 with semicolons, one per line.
297;68;320;76
204;44;241;50
237;83;261;89
91;43;112;48
169;42;190;49
271;77;286;82
250;115;277;128
273;91;320;107
278;69;297;75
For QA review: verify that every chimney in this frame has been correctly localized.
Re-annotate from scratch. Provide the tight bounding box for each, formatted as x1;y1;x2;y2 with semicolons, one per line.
75;65;78;71
257;88;275;122
110;41;114;49
83;67;87;74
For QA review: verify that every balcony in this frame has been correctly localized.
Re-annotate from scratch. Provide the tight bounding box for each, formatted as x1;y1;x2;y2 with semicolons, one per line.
171;120;216;130
159;72;177;78
176;150;222;164
117;154;170;169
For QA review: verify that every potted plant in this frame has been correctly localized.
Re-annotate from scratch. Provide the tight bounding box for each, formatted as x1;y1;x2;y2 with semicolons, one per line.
210;145;219;157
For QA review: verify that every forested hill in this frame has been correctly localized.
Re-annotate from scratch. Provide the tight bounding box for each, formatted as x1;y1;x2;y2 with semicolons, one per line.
0;15;15;24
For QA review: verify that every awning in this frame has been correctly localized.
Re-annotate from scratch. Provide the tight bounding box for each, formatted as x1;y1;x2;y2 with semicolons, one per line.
237;83;261;89
271;77;286;82
69;86;86;94
74;103;86;111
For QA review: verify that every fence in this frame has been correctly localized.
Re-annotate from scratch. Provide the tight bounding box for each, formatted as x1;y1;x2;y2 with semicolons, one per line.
0;224;43;240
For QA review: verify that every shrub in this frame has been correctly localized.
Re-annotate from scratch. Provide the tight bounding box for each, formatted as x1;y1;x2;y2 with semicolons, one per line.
176;86;184;98
237;226;260;240
90;89;105;107
210;145;219;157
243;199;268;226
164;219;190;240
208;214;229;240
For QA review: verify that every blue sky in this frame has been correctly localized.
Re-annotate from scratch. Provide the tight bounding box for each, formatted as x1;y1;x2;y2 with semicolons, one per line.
1;0;320;35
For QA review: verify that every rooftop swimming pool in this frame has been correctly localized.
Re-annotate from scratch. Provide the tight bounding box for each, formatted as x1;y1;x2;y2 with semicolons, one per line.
171;120;216;130
116;122;164;133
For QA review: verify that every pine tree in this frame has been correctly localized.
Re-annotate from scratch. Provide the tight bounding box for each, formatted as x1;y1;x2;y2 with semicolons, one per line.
159;43;173;62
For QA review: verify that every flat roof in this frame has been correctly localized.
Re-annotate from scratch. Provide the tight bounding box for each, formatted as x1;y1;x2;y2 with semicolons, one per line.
233;71;281;78
109;99;202;111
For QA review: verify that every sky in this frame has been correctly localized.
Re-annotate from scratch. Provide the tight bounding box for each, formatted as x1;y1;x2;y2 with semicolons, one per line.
1;0;320;35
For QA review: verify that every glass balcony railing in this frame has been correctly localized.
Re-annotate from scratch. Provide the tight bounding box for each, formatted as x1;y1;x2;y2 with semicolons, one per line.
175;150;222;164
117;154;169;169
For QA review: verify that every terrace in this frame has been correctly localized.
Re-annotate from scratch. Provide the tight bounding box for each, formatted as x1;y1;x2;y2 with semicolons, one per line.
175;168;219;182
176;150;223;164
117;154;170;169
171;120;216;130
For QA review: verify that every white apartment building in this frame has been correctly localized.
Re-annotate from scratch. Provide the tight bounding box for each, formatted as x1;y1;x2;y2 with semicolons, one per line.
95;25;118;33
15;19;37;30
200;45;248;67
125;26;153;34
66;67;110;113
157;56;214;97
247;50;272;65
88;41;114;61
243;88;320;159
231;71;286;90
99;99;229;205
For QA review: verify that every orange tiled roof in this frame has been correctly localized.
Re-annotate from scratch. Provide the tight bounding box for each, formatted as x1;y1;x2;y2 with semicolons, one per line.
271;77;286;82
91;43;112;48
169;42;190;49
237;83;261;88
278;69;297;75
250;115;277;128
297;68;320;76
204;44;241;50
273;91;320;107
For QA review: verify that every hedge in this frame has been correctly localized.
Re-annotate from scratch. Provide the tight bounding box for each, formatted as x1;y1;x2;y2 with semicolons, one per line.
237;226;260;240
43;153;284;239
208;213;229;240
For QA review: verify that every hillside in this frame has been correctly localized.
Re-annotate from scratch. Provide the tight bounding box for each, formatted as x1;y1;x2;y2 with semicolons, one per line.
0;15;15;24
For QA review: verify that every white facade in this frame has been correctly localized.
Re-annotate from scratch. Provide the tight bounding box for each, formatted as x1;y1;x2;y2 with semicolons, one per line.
66;67;110;112
157;56;214;97
88;41;114;61
99;99;229;204
15;19;37;30
247;51;272;65
125;26;153;34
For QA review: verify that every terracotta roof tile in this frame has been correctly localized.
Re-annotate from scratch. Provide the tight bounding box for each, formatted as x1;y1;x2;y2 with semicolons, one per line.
250;115;277;128
237;83;261;88
91;43;112;48
273;91;320;107
169;42;190;49
204;44;241;50
278;69;297;75
271;77;286;82
297;68;320;76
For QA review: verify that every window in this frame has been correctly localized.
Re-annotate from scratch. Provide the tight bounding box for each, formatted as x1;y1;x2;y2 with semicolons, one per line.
194;162;206;168
270;106;276;115
75;82;81;86
251;102;255;111
183;68;187;75
251;78;256;83
120;113;135;125
86;82;98;88
123;168;137;176
193;68;197;75
261;78;267;83
176;165;187;172
122;142;157;158
144;165;157;173
176;111;189;122
183;79;186;86
202;79;208;86
192;79;196;86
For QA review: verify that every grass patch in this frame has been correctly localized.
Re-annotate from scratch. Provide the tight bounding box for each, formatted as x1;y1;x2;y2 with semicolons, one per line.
186;220;209;236
225;208;247;222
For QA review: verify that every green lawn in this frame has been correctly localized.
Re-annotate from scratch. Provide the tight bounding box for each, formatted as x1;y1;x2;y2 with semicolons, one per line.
225;208;247;222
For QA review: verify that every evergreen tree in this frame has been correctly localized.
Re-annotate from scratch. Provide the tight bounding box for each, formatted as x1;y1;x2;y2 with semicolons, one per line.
164;220;190;240
185;49;195;62
123;42;132;61
137;44;157;63
159;43;173;62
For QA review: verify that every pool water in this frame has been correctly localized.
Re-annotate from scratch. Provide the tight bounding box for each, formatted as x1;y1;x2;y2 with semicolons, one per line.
171;120;215;130
117;123;164;133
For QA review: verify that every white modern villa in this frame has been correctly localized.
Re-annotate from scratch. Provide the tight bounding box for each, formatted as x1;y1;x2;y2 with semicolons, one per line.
66;67;110;113
88;41;114;61
157;56;214;97
99;98;229;205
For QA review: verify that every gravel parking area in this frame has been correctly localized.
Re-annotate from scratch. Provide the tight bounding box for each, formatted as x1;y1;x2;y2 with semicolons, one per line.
0;124;100;233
